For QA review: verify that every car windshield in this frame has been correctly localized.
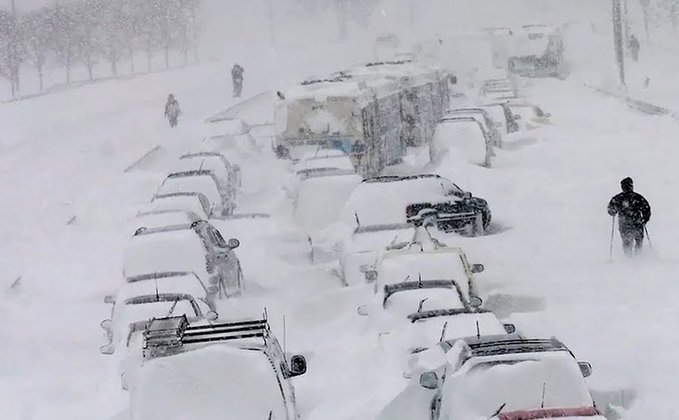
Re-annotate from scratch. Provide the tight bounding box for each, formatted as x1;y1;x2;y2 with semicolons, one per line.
385;288;465;315
380;251;470;299
441;353;593;419
433;121;487;164
120;298;198;326
159;176;221;206
148;195;209;220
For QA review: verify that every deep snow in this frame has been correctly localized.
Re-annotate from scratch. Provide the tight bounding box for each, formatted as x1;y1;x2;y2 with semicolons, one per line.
3;26;679;420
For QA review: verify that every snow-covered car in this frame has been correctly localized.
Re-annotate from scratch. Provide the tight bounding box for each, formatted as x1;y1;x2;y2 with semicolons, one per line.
130;315;307;420
123;220;244;299
98;291;215;389
444;108;502;147
482;102;521;135
339;222;415;286
157;170;235;217
177;151;241;194
341;175;490;235
431;117;493;167
409;334;601;420
294;169;362;233
378;334;604;420
367;246;484;303
145;192;212;220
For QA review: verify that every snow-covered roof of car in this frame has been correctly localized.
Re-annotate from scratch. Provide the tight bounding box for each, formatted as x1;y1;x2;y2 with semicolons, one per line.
281;73;401;104
295;155;355;173
123;224;210;280
157;174;223;210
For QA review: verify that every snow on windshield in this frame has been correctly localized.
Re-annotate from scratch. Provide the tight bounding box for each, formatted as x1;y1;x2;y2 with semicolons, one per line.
130;345;286;420
147;195;209;220
440;352;593;419
432;121;487;165
379;251;470;298
158;176;221;208
295;174;362;233
385;288;465;317
119;300;197;328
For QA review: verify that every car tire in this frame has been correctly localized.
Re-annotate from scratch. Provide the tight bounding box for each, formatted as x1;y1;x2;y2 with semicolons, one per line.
472;213;485;237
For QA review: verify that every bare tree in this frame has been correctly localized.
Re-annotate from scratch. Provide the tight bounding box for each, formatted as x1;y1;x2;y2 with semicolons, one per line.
21;8;52;91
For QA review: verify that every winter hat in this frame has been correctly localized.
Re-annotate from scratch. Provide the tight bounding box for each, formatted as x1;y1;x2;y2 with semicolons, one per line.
621;177;633;191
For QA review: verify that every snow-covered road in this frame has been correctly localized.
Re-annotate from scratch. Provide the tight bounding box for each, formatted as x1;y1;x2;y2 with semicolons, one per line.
2;53;679;419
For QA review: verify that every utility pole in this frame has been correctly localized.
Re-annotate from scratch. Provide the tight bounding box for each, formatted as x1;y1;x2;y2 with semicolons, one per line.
267;0;275;47
612;0;626;89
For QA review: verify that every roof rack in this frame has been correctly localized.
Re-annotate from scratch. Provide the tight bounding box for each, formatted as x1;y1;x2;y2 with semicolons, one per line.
463;337;568;358
301;74;353;86
143;315;270;360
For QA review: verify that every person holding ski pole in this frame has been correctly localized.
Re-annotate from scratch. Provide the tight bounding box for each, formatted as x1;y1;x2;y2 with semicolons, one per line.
607;177;651;257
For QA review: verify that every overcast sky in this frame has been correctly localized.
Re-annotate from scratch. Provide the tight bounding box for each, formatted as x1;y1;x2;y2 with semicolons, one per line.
0;0;58;11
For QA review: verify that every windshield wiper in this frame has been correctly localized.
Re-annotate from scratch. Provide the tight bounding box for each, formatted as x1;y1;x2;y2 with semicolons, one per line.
489;402;507;418
166;297;181;317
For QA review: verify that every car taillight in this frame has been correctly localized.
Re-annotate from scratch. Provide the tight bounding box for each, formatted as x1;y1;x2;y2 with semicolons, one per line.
498;407;601;420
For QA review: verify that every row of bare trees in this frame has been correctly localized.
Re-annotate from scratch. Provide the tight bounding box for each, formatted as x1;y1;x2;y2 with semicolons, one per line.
0;0;201;99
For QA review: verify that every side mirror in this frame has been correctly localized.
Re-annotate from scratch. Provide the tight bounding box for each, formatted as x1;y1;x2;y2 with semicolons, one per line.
364;270;378;283
357;305;370;316
513;114;522;120
207;285;219;294
289;355;307;377
206;310;218;321
471;264;484;274
227;238;240;249
104;295;116;304
99;319;114;355
503;323;516;334
578;361;593;378
469;295;483;308
462;192;472;200
419;371;439;390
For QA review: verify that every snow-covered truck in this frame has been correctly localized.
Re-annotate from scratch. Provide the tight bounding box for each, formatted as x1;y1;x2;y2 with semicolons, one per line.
506;25;567;79
274;60;450;177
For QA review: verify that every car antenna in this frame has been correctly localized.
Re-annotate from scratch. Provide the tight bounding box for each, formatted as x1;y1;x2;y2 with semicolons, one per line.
198;159;205;171
417;273;422;288
282;314;287;356
417;298;428;313
401;274;411;284
540;382;547;408
354;212;361;228
154;278;160;301
476;320;480;339
268;411;273;420
438;321;448;343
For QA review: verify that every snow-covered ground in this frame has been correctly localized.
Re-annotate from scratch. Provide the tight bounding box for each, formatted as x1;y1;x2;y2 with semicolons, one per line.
3;31;679;420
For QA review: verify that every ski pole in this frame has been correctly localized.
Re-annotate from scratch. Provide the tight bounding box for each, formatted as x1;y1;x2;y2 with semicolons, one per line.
609;215;616;257
644;225;653;250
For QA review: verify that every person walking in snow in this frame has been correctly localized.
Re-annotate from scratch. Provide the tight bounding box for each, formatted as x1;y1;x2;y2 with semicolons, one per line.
607;177;651;256
164;94;181;128
629;34;640;62
231;63;245;98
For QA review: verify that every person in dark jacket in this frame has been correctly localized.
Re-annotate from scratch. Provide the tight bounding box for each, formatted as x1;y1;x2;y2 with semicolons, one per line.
164;94;181;128
629;34;640;62
607;177;651;256
231;64;244;98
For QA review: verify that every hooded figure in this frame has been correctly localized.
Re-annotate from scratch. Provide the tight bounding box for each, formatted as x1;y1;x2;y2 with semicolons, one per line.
231;64;245;98
164;94;181;128
607;177;651;256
